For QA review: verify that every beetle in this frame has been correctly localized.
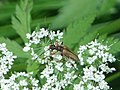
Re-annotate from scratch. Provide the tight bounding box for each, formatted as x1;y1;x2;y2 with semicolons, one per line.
49;42;79;61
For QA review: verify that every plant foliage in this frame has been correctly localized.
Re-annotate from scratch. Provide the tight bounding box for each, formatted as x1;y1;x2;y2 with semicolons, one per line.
12;0;33;42
0;0;120;89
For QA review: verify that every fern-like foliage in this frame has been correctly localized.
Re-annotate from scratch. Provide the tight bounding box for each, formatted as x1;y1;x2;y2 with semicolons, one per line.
12;0;33;42
63;15;96;49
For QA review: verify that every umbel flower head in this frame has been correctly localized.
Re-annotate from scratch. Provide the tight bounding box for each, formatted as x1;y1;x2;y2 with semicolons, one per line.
0;72;40;90
0;43;17;77
0;43;17;90
23;28;64;64
78;39;116;66
23;28;116;90
75;39;116;90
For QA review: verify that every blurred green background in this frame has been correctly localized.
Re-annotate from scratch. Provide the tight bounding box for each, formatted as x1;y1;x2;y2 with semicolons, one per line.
0;0;120;90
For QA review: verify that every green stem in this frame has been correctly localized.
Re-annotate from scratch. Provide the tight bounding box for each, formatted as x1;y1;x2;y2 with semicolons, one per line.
106;72;120;82
91;18;120;35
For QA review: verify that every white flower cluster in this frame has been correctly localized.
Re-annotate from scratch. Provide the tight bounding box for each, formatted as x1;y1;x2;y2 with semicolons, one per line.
23;28;63;63
75;39;116;90
0;43;17;78
0;72;40;90
40;60;78;90
74;66;110;90
0;43;40;90
78;39;116;65
23;28;117;90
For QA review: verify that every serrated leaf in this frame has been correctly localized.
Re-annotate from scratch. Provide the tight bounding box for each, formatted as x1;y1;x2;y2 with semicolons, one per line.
27;59;40;76
51;0;109;29
63;15;95;49
12;0;33;42
0;37;30;58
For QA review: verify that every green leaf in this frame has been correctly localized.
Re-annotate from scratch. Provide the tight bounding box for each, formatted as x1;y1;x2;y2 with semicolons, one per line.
106;39;120;54
12;0;33;42
11;58;27;72
51;0;109;29
39;77;46;86
63;15;95;49
0;37;29;58
78;31;97;45
0;25;17;37
26;59;40;76
98;35;120;54
64;85;73;90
